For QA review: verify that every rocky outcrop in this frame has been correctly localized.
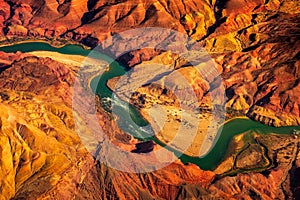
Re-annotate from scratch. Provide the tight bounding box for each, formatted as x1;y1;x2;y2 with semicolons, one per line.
0;56;73;93
210;132;300;199
0;0;10;39
0;90;87;199
0;51;29;66
219;34;300;126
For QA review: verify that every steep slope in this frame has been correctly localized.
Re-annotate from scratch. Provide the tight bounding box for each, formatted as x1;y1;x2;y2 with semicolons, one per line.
23;0;297;128
0;0;299;199
0;52;216;199
0;0;217;46
0;47;299;200
0;55;87;199
104;0;300;127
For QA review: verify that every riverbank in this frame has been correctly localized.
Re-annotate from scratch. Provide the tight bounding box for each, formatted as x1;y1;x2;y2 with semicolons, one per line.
222;116;249;126
0;37;91;50
29;51;87;67
1;41;300;171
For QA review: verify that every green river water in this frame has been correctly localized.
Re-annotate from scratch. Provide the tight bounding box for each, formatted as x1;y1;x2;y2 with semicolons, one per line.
1;41;299;170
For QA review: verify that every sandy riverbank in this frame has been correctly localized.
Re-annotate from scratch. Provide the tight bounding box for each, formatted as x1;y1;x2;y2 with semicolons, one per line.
140;104;251;158
0;38;91;49
29;51;109;89
29;51;87;67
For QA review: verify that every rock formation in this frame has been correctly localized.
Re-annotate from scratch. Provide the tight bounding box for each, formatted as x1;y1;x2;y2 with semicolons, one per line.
0;0;299;199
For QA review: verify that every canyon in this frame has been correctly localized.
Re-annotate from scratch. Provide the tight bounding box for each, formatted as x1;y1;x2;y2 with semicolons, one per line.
0;0;299;199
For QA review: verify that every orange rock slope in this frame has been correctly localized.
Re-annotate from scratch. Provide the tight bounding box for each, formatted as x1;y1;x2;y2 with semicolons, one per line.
0;0;299;199
0;51;299;199
1;0;295;126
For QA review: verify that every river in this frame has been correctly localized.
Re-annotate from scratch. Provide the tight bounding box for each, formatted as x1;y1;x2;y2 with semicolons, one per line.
0;41;299;170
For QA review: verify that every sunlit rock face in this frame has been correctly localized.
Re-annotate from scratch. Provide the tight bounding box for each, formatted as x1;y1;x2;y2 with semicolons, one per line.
103;0;300;160
0;0;300;199
218;38;300;126
0;55;85;199
0;0;217;46
0;52;217;199
0;0;299;50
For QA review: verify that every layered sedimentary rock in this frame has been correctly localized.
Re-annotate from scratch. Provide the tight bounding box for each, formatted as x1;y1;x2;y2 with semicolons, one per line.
211;132;300;199
0;0;217;46
0;0;300;199
0;52;217;199
218;33;300;126
0;55;87;199
106;1;300;127
0;0;299;126
0;49;299;199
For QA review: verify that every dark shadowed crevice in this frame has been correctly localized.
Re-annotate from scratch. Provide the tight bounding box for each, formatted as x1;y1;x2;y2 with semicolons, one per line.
198;0;229;41
57;0;71;16
87;0;98;10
